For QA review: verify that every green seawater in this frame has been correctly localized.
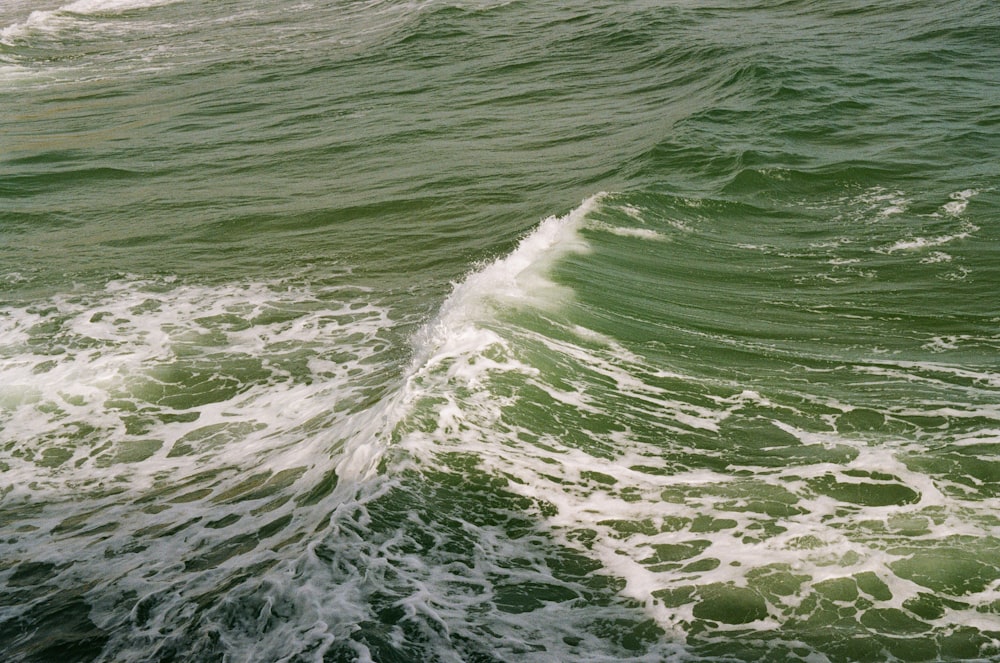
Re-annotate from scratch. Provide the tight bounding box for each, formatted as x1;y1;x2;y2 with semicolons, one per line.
2;1;999;661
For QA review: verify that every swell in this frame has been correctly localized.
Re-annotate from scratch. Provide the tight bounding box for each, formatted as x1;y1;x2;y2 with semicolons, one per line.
625;0;1000;198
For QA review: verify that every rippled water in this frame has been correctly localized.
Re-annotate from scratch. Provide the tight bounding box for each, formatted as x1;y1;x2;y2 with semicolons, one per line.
2;1;1000;661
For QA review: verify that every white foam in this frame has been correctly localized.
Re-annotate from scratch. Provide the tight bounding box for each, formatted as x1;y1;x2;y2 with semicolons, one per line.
943;188;978;216
396;288;1000;640
411;194;600;367
620;204;643;220
6;187;997;657
822;186;909;224
1;0;179;45
864;188;909;221
587;220;669;241
1;9;63;43
857;359;1000;390
62;0;179;12
880;203;906;217
0;275;396;497
0;271;430;661
920;251;952;263
876;189;980;254
881;221;978;254
941;265;971;281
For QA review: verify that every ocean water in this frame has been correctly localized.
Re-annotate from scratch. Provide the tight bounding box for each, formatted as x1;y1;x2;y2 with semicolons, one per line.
2;0;999;661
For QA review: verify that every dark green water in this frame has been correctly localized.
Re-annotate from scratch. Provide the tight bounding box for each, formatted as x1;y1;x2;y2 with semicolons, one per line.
2;1;999;661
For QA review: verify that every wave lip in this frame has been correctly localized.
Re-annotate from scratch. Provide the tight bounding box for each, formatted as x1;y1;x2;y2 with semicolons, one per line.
412;193;602;367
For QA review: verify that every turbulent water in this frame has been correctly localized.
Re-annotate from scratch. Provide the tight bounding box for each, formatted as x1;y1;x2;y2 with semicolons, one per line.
2;1;1000;661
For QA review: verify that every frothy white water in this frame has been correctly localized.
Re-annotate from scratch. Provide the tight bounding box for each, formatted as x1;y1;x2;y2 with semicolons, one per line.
942;188;978;216
880;189;980;254
63;0;180;11
0;272;419;659
411;193;600;369
0;275;394;495
587;220;670;241
377;193;1000;655
2;189;996;662
0;198;685;663
405;326;1000;645
883;226;977;253
324;195;691;660
0;0;181;44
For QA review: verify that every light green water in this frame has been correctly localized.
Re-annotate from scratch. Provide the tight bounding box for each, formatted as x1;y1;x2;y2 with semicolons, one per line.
2;1;999;661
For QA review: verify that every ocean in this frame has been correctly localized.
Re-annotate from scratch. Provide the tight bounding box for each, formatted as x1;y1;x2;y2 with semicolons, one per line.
2;1;999;661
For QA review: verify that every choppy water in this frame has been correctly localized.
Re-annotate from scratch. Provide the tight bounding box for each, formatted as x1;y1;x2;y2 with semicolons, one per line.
2;1;1000;661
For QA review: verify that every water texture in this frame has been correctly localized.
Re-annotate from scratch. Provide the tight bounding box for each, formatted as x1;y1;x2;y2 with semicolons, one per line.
2;1;999;661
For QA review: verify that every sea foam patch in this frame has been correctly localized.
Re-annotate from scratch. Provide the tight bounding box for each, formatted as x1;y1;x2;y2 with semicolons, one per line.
587;220;669;241
0;271;421;662
0;274;396;495
380;192;1000;657
0;0;179;43
878;189;980;254
943;188;978;216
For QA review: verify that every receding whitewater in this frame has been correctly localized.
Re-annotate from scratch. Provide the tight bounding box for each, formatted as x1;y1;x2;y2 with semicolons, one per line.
2;1;1000;661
